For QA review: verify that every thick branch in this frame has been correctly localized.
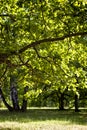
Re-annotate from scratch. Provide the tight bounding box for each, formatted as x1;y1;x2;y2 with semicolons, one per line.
19;32;87;53
0;31;87;64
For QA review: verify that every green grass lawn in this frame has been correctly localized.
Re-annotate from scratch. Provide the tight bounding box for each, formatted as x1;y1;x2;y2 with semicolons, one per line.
0;108;87;130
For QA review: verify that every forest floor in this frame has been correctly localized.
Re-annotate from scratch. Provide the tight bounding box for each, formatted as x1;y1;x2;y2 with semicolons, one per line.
0;108;87;130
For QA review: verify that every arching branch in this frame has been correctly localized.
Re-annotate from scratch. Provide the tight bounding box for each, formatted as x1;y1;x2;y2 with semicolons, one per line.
19;31;87;53
0;31;87;64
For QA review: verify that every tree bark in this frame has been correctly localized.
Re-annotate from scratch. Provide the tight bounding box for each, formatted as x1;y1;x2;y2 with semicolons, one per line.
74;93;79;112
10;83;20;111
21;86;28;112
0;81;28;112
59;92;65;110
0;88;13;111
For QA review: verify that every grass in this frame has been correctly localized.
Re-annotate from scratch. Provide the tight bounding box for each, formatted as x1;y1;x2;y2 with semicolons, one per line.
0;108;87;130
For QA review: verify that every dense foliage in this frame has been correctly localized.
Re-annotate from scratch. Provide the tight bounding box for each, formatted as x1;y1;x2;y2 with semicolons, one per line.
0;0;87;111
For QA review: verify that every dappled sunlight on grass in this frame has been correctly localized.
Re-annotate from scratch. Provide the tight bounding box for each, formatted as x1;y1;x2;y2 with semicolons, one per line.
0;108;87;124
0;108;87;130
0;122;87;130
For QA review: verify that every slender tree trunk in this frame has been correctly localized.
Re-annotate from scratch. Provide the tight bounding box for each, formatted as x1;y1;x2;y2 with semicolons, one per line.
21;86;28;112
74;93;79;112
10;83;20;111
59;92;65;110
0;88;13;111
10;75;20;111
74;75;80;112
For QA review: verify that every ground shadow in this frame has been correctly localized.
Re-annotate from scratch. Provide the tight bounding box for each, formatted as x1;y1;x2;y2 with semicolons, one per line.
0;108;87;125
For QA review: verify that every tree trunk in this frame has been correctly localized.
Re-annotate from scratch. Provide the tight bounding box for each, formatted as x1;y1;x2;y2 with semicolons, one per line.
0;79;28;112
10;75;20;111
74;93;79;112
0;75;28;112
59;92;65;110
21;86;28;112
74;75;80;112
10;83;20;111
0;88;13;111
